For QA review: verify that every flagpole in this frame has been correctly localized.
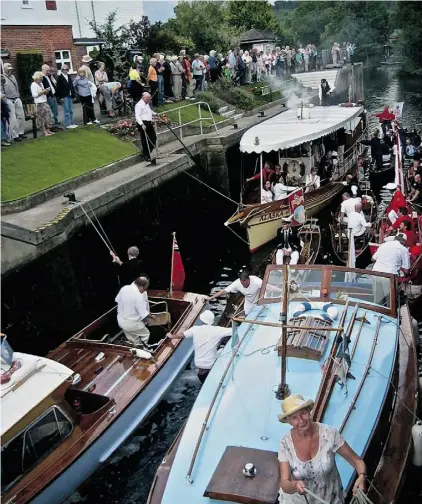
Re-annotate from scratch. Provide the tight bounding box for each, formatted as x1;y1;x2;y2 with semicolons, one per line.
169;231;175;295
276;263;290;400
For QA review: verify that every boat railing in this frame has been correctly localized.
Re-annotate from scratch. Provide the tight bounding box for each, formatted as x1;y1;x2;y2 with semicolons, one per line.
156;101;220;141
336;129;367;178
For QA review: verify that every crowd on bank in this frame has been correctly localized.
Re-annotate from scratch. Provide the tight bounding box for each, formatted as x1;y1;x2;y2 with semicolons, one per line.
1;39;354;146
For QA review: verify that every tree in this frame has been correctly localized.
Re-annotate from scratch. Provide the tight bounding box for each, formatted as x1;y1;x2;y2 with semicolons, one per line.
395;0;422;74
227;0;281;34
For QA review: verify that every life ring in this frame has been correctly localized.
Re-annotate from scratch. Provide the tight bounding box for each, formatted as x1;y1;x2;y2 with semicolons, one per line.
292;302;338;322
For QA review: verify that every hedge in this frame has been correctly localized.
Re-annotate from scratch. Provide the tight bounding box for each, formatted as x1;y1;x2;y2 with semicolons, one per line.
16;51;44;98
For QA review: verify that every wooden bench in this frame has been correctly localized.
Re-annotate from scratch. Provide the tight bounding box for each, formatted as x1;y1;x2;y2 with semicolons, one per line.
23;101;38;139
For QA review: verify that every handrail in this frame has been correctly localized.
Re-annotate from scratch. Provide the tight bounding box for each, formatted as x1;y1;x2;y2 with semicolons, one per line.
156;101;220;141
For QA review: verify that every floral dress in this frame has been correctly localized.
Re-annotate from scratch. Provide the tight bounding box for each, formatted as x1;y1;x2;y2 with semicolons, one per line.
278;423;345;504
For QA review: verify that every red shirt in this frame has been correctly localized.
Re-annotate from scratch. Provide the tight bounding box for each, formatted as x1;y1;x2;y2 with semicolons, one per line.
392;215;412;230
251;169;275;183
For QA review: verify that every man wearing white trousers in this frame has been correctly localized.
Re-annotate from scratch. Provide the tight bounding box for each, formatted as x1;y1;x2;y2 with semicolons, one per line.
115;276;155;346
1;63;26;142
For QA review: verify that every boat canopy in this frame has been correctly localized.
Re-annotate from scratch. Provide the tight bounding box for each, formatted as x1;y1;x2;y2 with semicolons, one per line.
1;352;74;436
240;105;364;154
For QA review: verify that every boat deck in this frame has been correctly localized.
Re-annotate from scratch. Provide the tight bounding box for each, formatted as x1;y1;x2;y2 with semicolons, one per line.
159;299;398;503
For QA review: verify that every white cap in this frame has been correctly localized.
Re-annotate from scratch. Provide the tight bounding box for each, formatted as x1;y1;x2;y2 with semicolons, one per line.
199;310;215;325
383;183;397;190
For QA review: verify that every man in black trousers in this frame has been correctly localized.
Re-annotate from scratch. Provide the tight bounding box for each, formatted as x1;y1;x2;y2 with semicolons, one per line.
135;92;157;162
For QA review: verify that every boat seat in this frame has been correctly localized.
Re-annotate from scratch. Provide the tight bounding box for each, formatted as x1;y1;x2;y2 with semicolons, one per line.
204;446;280;504
147;311;171;327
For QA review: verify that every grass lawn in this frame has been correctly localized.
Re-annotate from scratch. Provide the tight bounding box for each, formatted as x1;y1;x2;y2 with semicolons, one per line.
156;101;225;127
1;127;138;202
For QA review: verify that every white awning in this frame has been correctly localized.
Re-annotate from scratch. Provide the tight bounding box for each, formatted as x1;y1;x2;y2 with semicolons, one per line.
240;105;364;154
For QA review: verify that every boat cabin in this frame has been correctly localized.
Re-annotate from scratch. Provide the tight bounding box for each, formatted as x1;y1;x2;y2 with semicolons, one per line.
239;105;366;203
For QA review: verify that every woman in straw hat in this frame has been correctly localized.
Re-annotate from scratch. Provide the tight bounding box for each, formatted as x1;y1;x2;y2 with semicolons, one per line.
278;394;366;503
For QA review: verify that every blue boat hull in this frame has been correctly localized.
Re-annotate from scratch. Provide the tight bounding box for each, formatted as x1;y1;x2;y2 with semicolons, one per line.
31;337;193;504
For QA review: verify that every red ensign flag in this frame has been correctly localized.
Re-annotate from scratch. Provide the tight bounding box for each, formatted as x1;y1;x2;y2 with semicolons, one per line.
171;234;185;291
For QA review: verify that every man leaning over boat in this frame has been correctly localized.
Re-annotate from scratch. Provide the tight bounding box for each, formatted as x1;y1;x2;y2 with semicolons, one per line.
115;276;156;346
167;310;231;383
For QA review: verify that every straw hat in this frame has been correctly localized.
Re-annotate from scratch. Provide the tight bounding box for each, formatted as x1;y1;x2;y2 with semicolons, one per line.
81;55;93;63
383;182;397;190
278;394;315;423
199;310;215;325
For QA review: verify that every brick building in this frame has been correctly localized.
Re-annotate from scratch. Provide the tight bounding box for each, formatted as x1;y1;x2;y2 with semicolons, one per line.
1;0;143;74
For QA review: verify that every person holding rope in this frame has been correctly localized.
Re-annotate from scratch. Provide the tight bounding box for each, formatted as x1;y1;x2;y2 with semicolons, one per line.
278;394;366;504
135;92;157;162
110;246;145;286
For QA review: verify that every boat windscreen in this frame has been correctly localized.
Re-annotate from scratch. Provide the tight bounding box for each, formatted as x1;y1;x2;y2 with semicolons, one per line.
261;266;393;311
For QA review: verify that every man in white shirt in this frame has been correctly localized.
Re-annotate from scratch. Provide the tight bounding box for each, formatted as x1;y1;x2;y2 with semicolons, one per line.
135;92;157;162
348;203;371;237
115;276;154;346
339;192;361;223
208;271;263;316
167;310;231;383
372;235;410;275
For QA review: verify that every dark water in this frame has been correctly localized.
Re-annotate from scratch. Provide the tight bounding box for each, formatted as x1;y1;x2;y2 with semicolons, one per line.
2;66;421;503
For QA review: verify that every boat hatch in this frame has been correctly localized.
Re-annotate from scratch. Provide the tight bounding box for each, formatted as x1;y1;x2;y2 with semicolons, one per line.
204;446;280;503
259;265;396;316
281;315;330;360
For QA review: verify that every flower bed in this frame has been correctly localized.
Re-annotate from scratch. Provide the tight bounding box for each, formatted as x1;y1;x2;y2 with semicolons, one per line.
105;119;138;141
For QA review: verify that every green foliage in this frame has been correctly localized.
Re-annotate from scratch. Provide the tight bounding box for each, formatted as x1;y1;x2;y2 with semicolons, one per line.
278;1;392;55
195;91;222;113
227;0;281;34
16;52;43;97
210;79;256;111
395;1;422;75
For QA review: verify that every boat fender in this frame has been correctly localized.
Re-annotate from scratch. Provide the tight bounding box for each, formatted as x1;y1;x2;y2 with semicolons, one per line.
411;318;420;350
292;302;338;322
412;421;422;467
130;348;152;360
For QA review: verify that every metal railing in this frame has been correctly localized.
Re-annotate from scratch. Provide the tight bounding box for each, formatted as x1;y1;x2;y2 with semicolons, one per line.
156;101;220;140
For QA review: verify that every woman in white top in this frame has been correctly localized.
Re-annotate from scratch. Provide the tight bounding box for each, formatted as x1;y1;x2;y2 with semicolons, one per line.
30;71;54;136
305;167;321;193
273;174;299;201
261;180;273;204
278;394;366;504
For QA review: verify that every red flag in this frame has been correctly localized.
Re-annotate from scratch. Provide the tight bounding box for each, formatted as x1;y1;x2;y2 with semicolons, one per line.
288;189;306;226
171;234;185;292
386;190;409;217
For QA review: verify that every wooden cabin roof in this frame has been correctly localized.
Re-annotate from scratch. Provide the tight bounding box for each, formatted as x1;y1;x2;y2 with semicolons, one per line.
1;353;73;436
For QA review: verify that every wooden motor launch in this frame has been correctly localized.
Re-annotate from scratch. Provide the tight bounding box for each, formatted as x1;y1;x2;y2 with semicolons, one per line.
225;104;367;253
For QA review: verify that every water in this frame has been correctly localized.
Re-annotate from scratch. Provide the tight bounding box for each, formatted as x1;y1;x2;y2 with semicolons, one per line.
2;66;421;503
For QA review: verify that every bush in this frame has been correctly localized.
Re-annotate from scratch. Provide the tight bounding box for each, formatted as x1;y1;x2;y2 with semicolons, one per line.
16;51;44;98
195;91;221;113
209;78;257;111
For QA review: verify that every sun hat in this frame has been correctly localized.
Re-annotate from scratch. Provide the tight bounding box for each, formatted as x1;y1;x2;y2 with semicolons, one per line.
199;310;215;325
3;63;13;70
383;182;397;190
81;55;93;63
278;394;315;423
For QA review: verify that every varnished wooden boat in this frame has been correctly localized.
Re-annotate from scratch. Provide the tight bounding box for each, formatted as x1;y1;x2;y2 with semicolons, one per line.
329;191;377;264
1;290;207;504
147;265;419;504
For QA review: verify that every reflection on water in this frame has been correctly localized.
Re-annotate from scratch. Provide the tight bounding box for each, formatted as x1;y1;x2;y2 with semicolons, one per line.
66;67;422;504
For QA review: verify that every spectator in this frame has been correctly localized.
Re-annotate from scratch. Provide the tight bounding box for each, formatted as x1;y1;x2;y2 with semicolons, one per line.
128;63;144;104
1;93;12;147
209;50;218;83
135;92;157;162
147;58;158;107
163;55;174;102
80;55;94;82
41;64;60;129
94;62;114;118
156;55;165;106
30;71;54;137
73;69;99;125
56;64;77;128
227;49;236;78
1;62;26;142
192;54;205;94
170;55;183;101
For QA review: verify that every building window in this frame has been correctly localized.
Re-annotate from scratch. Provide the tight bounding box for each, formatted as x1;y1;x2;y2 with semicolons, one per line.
21;0;32;8
45;1;57;10
55;50;73;72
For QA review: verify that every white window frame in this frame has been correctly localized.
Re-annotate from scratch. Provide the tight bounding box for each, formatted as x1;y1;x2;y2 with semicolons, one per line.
55;50;73;73
21;0;32;8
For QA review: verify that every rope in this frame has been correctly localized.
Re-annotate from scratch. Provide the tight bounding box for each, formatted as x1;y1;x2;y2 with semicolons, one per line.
180;168;241;205
78;203;114;254
84;200;116;253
